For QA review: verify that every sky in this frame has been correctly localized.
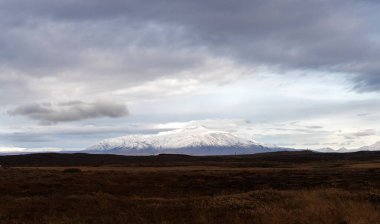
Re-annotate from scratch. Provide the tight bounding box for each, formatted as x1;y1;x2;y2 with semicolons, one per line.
1;0;380;151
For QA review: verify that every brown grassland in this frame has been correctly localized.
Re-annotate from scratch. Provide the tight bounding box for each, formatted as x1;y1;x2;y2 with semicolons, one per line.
0;151;379;224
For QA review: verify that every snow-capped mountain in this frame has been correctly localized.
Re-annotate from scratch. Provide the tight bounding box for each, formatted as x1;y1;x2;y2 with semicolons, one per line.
315;141;380;153
314;147;357;153
357;141;380;151
86;125;293;155
0;147;63;155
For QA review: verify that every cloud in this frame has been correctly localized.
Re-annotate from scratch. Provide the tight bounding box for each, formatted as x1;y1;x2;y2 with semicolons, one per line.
352;74;380;92
0;0;379;99
353;129;377;137
305;125;324;129
1;0;380;150
342;129;377;139
8;100;129;124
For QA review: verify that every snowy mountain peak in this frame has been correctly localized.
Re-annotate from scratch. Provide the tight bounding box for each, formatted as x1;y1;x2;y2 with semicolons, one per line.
358;141;380;151
86;126;291;155
314;142;380;153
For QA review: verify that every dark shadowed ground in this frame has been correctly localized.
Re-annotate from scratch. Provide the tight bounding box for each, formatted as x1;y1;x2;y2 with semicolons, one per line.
0;151;379;224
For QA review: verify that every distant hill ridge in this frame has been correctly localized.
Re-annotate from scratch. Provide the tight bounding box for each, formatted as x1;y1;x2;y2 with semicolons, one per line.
1;151;380;167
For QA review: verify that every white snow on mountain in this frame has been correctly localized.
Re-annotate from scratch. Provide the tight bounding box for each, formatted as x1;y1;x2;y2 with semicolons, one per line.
314;141;380;153
313;147;355;153
357;141;380;151
0;146;63;154
86;125;291;155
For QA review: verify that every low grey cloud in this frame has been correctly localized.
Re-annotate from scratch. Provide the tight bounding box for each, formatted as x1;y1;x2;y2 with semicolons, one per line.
305;126;324;129
352;74;380;92
0;123;174;149
342;129;377;141
8;100;129;124
351;129;377;137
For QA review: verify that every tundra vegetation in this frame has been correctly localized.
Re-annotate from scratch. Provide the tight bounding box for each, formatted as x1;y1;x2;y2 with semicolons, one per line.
0;151;379;224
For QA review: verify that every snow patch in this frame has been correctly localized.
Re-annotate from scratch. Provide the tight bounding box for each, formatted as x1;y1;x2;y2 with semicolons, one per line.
86;125;291;155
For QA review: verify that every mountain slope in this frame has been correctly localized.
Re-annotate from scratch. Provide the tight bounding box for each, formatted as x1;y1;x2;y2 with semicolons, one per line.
86;126;293;155
315;141;380;153
357;141;380;151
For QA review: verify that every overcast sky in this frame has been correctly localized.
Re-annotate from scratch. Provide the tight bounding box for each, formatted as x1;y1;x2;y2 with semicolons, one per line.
1;0;380;150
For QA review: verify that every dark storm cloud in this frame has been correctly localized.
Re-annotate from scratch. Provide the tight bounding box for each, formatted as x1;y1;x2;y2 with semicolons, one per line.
8;101;129;124
0;0;380;92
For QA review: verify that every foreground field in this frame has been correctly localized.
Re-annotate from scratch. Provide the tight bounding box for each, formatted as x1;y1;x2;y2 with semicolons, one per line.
0;151;379;224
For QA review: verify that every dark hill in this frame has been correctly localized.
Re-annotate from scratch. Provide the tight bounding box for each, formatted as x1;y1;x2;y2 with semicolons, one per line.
0;150;379;167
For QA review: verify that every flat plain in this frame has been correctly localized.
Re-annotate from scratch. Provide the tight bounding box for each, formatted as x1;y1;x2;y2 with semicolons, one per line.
0;151;379;224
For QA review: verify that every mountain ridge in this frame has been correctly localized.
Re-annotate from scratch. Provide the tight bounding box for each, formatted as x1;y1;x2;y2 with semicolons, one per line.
86;125;292;155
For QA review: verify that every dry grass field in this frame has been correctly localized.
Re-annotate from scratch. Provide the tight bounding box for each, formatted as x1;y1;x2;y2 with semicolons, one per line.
0;151;379;224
